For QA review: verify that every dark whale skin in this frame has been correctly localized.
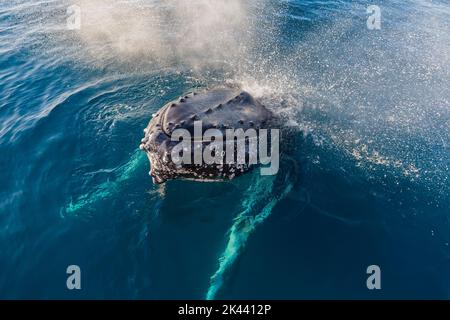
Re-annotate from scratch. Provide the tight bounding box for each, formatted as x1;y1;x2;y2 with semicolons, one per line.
140;86;277;184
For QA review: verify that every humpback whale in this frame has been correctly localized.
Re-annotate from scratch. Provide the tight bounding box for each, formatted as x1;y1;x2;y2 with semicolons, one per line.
140;86;279;184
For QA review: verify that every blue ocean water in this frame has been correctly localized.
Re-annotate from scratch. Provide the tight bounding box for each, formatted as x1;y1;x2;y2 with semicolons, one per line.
0;0;449;299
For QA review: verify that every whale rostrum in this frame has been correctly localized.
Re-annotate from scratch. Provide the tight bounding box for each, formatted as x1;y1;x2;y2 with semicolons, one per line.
141;86;278;184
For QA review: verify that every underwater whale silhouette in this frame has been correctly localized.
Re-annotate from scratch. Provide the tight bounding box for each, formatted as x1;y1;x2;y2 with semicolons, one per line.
65;85;296;300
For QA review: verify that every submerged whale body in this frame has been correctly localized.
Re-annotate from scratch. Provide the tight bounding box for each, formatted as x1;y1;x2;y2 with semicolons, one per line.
140;86;277;184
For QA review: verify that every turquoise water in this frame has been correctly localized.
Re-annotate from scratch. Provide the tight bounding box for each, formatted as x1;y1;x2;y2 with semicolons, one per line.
0;0;449;299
